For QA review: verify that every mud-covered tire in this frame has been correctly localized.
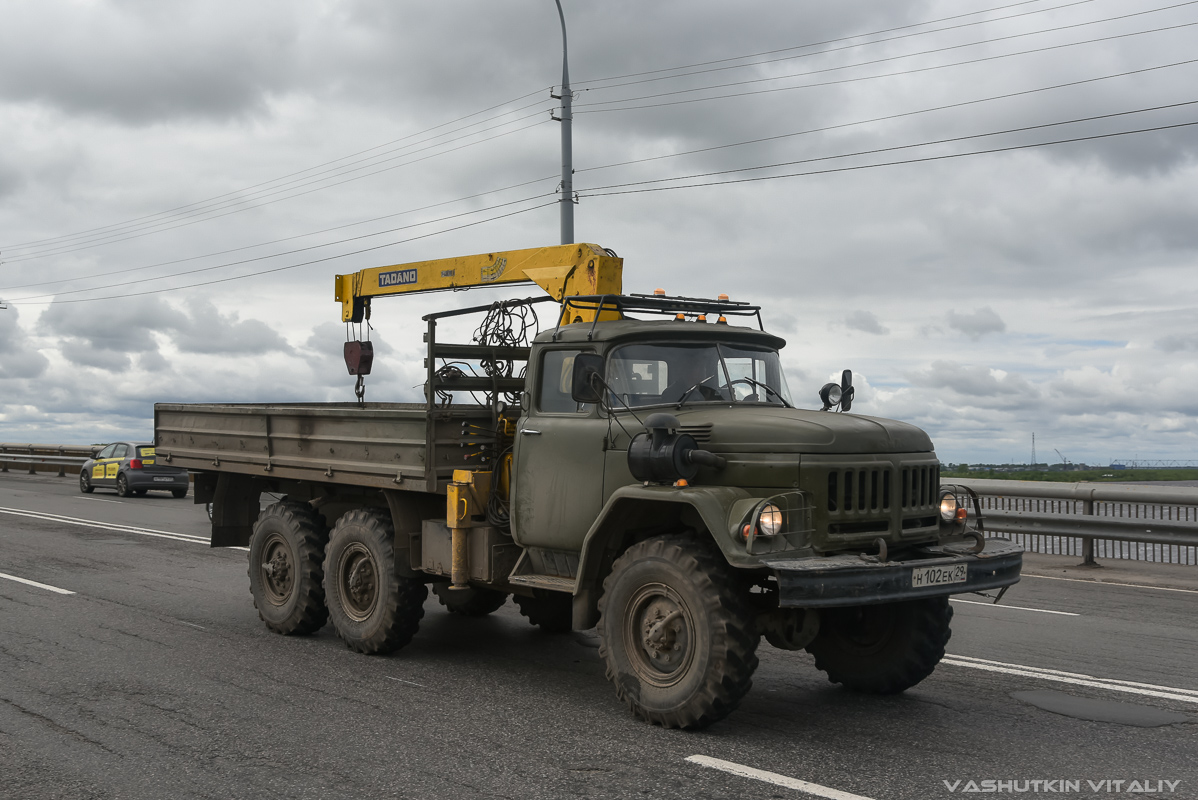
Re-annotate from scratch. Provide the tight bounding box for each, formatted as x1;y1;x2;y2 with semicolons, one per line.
79;472;94;494
805;597;952;694
248;502;329;635
597;534;760;729
324;509;427;654
433;584;509;616
514;590;573;633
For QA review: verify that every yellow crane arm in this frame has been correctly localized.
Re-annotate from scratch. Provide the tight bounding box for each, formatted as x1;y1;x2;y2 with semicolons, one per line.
335;243;623;323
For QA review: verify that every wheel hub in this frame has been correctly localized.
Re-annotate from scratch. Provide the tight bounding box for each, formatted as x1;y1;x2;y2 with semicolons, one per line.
339;544;379;621
624;584;694;685
260;536;294;605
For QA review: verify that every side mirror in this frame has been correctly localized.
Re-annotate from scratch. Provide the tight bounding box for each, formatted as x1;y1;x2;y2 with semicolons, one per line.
819;369;856;412
570;353;604;404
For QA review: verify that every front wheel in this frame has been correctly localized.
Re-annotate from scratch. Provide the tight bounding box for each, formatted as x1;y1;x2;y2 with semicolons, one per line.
324;509;427;654
79;471;94;494
597;535;760;729
805;597;952;694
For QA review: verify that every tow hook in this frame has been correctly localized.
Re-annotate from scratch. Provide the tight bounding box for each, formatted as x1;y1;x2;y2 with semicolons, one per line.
859;537;888;563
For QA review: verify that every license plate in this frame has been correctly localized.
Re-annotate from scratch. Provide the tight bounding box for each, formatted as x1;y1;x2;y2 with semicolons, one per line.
153;476;174;482
911;564;967;588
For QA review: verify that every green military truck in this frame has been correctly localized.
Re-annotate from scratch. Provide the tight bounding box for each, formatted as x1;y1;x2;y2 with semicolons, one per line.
154;243;1021;729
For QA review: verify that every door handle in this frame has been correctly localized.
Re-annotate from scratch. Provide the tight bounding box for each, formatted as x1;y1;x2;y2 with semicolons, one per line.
521;430;542;435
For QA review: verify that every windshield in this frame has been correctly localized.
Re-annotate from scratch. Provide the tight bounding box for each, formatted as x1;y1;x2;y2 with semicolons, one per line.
605;343;793;408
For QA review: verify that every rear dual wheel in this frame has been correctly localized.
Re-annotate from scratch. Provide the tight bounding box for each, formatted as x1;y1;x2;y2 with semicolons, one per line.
248;502;330;635
324;509;427;654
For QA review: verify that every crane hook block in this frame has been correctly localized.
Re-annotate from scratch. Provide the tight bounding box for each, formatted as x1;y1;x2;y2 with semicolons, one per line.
344;340;374;376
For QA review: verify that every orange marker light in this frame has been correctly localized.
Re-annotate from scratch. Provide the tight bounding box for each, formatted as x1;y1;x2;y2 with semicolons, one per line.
955;507;968;521
718;293;729;301
653;288;666;296
697;314;707;322
674;478;689;488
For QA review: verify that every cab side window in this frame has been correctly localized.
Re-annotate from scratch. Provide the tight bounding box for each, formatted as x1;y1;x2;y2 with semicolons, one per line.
538;349;593;414
112;444;129;459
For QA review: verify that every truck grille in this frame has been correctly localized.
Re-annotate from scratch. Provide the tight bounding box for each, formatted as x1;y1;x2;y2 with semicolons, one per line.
826;464;939;513
799;455;941;548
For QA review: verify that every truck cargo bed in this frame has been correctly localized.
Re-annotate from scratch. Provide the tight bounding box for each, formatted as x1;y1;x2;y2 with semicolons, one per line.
154;401;494;493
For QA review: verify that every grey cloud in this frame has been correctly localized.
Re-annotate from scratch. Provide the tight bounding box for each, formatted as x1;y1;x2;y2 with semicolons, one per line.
0;3;305;124
844;310;888;335
169;301;293;356
908;361;1036;399
38;297;291;361
946;307;1005;340
0;307;49;379
1155;333;1198;353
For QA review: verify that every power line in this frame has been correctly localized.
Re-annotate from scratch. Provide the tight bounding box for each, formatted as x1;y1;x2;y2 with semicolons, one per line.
577;0;1100;93
575;17;1198;114
579;100;1198;193
0;173;558;293
574;0;1068;86
6;200;559;306
6;192;557;303
1;117;554;264
0;86;551;251
576;58;1198;176
577;119;1198;198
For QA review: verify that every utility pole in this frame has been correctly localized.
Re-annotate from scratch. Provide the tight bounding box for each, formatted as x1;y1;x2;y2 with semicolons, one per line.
553;0;574;244
1031;432;1036;466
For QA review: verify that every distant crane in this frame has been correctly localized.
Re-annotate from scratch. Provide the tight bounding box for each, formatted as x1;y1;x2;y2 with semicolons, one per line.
1054;448;1069;466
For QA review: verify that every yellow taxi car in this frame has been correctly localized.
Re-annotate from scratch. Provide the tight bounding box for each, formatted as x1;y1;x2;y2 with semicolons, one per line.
79;441;190;498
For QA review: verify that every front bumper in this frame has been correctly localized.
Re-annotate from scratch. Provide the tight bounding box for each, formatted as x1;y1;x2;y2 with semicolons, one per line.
764;537;1023;608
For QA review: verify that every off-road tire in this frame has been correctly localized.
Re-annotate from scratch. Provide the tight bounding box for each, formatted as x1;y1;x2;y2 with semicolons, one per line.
116;474;131;498
514;590;573;633
805;597;952;694
324;509;426;654
433;584;509;616
79;472;94;494
597;534;760;729
171;487;188;499
248;502;329;635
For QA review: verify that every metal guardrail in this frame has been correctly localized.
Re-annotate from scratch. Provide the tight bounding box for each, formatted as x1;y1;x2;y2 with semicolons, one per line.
0;443;97;477
947;478;1198;566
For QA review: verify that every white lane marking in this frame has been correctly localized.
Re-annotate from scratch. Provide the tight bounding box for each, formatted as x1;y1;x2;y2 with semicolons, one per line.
176;621;206;630
943;655;1198;704
687;756;875;800
0;571;75;595
383;676;424;687
77;497;124;505
0;506;248;551
950;598;1079;616
1025;573;1198;595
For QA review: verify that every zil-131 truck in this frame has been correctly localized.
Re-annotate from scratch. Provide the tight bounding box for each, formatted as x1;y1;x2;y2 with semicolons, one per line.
154;243;1021;729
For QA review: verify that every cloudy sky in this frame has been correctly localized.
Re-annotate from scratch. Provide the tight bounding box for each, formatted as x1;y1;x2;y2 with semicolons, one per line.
1;0;1196;464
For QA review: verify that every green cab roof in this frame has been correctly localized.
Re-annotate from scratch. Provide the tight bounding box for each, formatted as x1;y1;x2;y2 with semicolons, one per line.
534;319;787;350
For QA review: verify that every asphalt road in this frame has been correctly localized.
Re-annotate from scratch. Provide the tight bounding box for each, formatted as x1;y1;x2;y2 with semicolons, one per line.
2;472;1196;800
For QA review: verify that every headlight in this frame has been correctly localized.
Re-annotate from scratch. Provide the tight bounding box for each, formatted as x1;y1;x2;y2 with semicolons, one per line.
939;491;960;522
757;503;783;536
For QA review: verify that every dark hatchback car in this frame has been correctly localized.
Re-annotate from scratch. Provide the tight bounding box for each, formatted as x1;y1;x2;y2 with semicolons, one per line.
80;442;189;498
